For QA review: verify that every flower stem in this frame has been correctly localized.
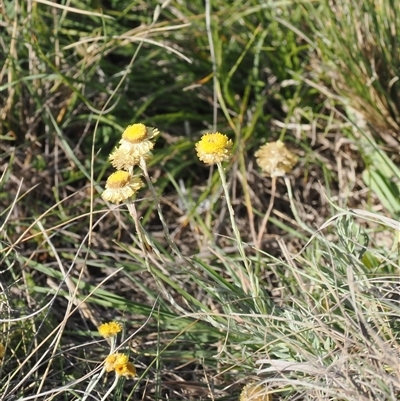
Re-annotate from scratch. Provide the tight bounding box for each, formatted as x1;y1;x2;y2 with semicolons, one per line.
126;201;191;315
126;200;163;262
100;374;119;401
216;162;258;298
80;368;105;401
256;176;277;248
140;157;184;259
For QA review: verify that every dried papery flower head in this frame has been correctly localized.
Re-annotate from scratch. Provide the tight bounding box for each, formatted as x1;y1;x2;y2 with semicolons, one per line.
0;343;4;360
255;140;298;177
109;123;159;170
98;321;123;338
195;132;233;165
101;171;143;204
240;382;272;401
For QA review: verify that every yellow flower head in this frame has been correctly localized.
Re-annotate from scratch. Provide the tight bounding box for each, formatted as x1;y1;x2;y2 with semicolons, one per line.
98;321;123;338
0;343;4;360
104;353;136;379
104;353;128;372
240;382;272;401
195;132;233;165
105;354;118;372
255;140;298;177
101;171;143;204
109;123;159;170
115;361;137;379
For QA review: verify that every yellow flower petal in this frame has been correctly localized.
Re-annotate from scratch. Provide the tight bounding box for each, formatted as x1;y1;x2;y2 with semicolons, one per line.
115;353;129;365
105;353;136;379
104;353;128;372
101;171;143;204
115;361;136;379
98;321;123;338
105;354;118;372
122;124;148;142
255;140;298;177
195;132;233;165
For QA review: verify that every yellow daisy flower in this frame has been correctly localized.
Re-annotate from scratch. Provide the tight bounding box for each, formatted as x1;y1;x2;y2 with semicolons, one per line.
104;354;118;372
98;321;123;338
195;132;233;165
255;140;298;177
109;123;159;170
104;353;128;372
115;360;137;379
104;353;136;379
101;171;143;204
240;382;272;401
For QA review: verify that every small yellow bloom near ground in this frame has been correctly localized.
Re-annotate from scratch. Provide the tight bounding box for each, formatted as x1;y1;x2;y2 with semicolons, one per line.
255;140;298;177
114;360;136;379
105;353;127;372
109;123;159;170
104;353;136;379
195;132;233;164
239;382;272;401
98;321;123;338
0;343;5;359
101;171;143;204
105;354;120;372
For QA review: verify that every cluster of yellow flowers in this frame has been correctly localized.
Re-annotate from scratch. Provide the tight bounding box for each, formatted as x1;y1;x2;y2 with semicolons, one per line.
98;321;136;379
104;353;136;379
101;123;159;204
101;123;297;204
98;128;297;399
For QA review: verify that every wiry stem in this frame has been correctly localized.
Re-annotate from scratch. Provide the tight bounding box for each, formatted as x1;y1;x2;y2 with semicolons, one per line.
139;157;184;259
79;335;117;401
256;176;277;249
216;162;258;298
100;374;119;401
